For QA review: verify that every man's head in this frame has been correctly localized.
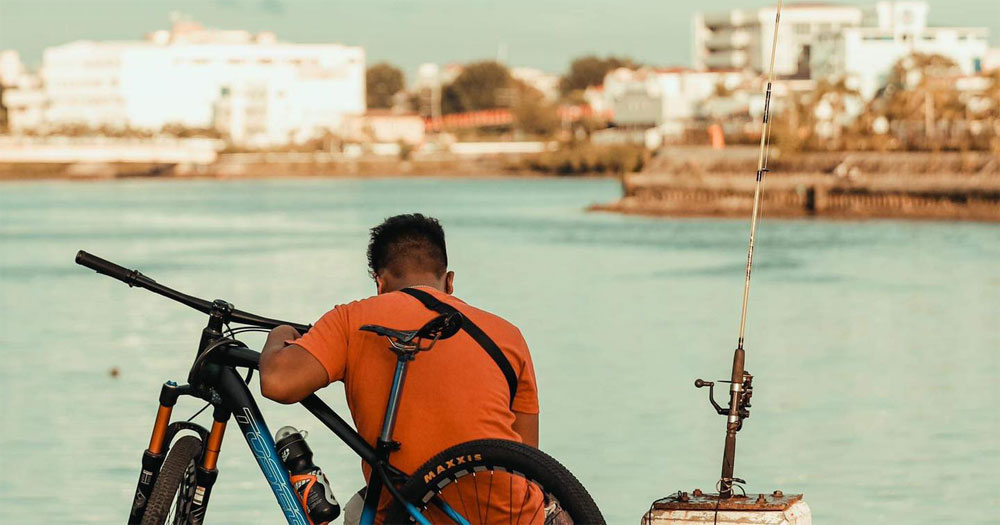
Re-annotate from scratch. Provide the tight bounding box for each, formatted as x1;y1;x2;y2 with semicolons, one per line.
368;213;454;294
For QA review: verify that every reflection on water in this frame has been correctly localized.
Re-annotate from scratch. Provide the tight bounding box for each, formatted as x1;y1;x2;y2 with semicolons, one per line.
1;178;998;524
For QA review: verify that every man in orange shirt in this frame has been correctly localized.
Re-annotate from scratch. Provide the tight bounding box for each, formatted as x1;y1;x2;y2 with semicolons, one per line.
258;213;540;522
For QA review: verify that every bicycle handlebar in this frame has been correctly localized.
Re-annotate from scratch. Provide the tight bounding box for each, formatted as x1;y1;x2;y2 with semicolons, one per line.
75;250;311;333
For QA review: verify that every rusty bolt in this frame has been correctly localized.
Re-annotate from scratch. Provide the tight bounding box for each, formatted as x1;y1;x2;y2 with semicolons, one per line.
678;492;690;502
772;490;783;498
756;494;766;504
693;489;703;497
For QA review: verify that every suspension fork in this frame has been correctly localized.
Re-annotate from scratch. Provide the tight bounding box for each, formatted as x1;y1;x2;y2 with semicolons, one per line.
187;406;230;524
128;381;182;524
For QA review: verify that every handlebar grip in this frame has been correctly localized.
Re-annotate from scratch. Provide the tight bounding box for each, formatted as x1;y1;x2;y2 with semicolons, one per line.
75;250;148;286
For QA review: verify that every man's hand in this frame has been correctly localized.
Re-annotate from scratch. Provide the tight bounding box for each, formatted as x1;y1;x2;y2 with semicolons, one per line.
259;325;329;404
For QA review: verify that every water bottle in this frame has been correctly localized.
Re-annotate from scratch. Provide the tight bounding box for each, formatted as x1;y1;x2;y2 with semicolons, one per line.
275;426;340;524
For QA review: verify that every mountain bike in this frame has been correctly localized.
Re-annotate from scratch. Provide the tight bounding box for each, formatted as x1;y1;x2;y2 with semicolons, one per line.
75;251;604;525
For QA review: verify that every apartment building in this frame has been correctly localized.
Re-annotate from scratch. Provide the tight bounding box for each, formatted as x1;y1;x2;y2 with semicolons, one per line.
4;18;365;145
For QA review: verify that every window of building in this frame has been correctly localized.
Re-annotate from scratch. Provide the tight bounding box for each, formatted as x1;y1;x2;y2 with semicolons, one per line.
795;23;811;35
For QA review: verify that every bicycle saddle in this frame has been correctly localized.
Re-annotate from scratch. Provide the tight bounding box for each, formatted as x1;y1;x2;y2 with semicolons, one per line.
360;312;463;348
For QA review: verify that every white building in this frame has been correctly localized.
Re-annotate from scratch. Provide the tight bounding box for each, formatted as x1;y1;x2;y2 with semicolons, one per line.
343;110;425;146
812;2;990;99
0;51;46;132
6;18;365;145
694;2;991;101
986;49;1000;72
603;67;747;134
694;3;864;78
0;50;26;87
510;67;560;101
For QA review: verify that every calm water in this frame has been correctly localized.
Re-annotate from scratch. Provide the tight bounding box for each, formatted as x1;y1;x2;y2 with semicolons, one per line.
1;178;998;524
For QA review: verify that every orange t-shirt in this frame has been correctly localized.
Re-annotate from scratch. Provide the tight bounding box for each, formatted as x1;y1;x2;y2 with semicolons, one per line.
291;286;539;477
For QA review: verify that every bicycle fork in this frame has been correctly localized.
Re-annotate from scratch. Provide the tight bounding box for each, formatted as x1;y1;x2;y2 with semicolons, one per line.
128;381;230;525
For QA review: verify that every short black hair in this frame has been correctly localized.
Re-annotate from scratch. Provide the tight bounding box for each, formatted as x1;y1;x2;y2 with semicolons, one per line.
367;213;448;279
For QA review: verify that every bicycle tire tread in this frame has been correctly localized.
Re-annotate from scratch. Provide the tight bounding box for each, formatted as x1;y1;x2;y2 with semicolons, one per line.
385;438;604;524
140;435;203;525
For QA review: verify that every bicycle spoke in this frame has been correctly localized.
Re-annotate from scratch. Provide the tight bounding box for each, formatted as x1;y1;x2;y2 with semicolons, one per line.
484;471;494;524
515;480;531;524
525;493;542;525
454;479;471;525
472;472;484;525
509;475;513;525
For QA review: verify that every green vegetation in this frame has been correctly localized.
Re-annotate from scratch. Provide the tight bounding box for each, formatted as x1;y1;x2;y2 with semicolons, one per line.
519;144;648;175
559;55;637;95
443;61;512;114
512;88;560;137
772;54;1000;153
366;62;405;109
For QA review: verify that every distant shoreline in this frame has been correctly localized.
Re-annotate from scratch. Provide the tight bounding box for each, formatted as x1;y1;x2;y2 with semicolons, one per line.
0;156;576;182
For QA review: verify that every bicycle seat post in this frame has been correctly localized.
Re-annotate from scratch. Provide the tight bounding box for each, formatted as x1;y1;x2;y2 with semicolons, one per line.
376;350;411;458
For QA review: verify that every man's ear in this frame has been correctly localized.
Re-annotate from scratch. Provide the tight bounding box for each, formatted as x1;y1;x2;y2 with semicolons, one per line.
444;271;455;294
376;275;386;295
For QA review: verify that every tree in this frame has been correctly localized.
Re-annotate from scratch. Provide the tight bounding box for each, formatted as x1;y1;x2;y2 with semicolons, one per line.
0;84;7;130
560;55;637;94
442;61;511;114
513;86;560;137
366;62;405;109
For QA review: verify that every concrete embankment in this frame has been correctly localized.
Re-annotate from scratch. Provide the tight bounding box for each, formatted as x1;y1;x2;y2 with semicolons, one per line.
0;153;528;180
0;137;552;180
592;148;1000;222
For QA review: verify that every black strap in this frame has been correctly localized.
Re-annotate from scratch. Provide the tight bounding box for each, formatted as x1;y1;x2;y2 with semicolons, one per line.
400;288;518;408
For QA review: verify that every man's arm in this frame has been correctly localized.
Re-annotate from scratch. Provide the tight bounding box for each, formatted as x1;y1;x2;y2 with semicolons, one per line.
512;411;539;448
259;325;329;404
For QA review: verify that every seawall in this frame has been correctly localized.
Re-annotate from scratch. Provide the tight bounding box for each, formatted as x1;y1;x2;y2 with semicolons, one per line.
592;148;1000;222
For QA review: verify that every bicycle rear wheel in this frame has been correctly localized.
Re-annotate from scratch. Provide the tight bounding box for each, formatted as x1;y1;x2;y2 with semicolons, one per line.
141;435;203;525
385;439;604;524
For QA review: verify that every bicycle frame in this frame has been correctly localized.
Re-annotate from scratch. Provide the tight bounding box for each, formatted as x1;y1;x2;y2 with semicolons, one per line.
74;251;461;525
128;302;455;525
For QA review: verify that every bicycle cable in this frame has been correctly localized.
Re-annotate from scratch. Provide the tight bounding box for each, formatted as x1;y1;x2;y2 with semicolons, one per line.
183;324;266;422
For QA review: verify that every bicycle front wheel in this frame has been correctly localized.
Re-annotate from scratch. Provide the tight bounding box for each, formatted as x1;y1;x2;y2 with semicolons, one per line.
385;439;604;524
140;435;203;525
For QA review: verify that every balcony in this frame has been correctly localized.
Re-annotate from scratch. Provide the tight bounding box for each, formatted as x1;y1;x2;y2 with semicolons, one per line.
702;10;752;30
705;29;753;51
703;50;749;70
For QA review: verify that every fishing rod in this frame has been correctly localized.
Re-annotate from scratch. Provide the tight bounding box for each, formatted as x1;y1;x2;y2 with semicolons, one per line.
695;0;783;500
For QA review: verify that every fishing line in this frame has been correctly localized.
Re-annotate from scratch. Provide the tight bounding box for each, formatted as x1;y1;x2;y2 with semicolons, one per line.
736;0;783;352
712;0;783;521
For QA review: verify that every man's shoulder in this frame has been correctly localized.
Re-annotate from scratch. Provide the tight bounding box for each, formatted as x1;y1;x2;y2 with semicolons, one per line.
337;290;525;342
440;294;525;344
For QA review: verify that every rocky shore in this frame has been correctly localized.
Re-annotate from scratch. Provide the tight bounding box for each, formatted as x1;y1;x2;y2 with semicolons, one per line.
592;147;1000;222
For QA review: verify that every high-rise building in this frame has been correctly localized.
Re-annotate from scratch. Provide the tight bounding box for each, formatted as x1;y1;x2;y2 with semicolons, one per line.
693;3;864;78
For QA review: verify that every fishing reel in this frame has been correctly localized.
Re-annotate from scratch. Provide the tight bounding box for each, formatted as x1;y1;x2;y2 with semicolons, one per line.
694;371;753;429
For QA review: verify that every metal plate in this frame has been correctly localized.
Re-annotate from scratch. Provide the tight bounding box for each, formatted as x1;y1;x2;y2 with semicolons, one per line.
653;491;802;511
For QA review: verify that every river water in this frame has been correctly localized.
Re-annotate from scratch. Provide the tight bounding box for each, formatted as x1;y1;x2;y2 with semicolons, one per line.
0;177;998;524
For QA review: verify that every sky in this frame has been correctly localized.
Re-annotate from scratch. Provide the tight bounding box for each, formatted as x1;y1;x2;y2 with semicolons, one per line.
1;0;997;76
